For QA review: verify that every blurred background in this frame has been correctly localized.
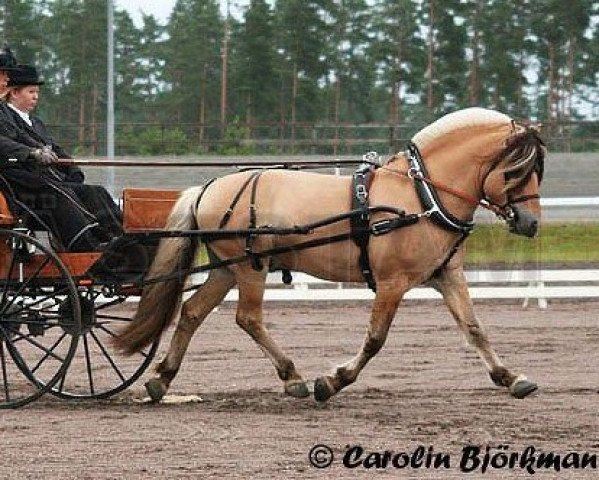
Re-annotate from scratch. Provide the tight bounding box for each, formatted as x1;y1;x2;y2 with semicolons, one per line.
0;0;597;156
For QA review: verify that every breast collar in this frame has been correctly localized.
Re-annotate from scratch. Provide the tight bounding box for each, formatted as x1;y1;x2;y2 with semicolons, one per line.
405;142;474;235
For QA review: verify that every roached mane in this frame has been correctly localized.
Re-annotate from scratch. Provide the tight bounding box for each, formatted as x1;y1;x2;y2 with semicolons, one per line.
410;107;546;195
412;107;512;149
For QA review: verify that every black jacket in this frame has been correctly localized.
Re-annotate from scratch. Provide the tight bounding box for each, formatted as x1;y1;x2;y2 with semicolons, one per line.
0;102;83;182
0;101;122;250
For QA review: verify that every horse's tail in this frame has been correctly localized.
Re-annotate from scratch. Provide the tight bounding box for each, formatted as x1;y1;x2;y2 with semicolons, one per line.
114;185;205;355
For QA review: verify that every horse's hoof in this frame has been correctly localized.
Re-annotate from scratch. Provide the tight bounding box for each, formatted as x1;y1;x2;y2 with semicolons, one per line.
145;378;167;403
285;381;310;399
510;379;538;399
314;377;334;402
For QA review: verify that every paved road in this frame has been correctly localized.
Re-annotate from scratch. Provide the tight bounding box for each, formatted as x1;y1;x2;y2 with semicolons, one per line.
82;152;599;222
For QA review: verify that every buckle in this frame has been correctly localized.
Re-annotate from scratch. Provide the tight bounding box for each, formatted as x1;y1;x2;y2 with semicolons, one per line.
407;167;419;179
356;184;368;201
362;151;380;165
371;219;392;236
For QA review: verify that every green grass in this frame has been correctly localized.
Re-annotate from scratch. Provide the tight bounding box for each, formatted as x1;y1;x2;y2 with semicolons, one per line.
465;223;599;265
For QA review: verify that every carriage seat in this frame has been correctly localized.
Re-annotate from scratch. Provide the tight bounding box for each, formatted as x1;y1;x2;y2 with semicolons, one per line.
0;191;15;225
122;188;181;233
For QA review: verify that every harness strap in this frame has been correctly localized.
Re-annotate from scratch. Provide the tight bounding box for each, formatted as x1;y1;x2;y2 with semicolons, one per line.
351;163;377;291
431;231;470;279
218;171;260;229
194;178;217;216
216;170;266;271
190;178;218;259
143;214;420;289
406;142;475;235
506;193;540;205
246;171;265;271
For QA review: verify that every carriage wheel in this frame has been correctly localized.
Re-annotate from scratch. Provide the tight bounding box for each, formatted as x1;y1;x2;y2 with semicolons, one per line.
0;229;81;409
47;288;159;400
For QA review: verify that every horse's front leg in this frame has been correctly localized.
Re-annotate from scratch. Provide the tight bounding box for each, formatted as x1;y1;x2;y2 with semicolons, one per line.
314;283;404;402
430;266;538;398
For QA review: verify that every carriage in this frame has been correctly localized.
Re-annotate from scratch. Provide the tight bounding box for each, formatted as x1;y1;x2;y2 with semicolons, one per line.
0;158;387;409
0;185;182;408
0;108;546;409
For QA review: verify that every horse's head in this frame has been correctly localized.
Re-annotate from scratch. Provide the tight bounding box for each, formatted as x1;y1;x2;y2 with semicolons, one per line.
410;108;546;237
480;122;545;237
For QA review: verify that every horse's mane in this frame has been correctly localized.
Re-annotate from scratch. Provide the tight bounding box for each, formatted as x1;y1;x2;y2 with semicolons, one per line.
412;107;512;149
497;127;546;193
410;107;545;194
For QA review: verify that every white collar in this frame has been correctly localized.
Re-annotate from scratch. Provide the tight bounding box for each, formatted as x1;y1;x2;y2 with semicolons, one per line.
8;103;32;127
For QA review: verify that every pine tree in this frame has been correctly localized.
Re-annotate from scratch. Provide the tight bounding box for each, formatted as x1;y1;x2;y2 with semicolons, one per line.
43;0;107;154
371;0;424;130
530;0;594;124
274;0;331;150
328;0;375;125
164;0;223;144
232;0;277;126
0;0;43;63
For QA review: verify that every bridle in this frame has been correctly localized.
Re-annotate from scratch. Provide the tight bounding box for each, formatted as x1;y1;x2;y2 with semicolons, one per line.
406;163;519;221
381;141;541;225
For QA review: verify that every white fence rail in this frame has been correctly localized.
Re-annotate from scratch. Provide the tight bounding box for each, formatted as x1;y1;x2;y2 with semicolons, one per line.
540;196;599;206
189;269;599;309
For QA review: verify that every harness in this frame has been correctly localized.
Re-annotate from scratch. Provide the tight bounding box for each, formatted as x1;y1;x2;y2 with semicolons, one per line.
218;170;268;273
406;142;474;235
404;142;474;280
347;144;479;290
207;144;478;292
351;163;377;291
142;142;533;291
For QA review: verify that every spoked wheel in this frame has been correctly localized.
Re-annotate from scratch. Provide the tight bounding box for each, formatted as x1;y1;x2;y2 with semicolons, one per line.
0;229;81;409
48;288;159;400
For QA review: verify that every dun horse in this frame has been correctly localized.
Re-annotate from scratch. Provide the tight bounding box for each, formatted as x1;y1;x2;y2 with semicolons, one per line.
114;108;546;402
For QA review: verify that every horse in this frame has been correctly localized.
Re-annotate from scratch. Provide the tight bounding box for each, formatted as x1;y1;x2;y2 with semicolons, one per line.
114;107;546;403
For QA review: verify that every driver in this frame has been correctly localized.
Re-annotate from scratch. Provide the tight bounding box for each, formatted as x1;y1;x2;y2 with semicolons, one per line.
0;59;122;252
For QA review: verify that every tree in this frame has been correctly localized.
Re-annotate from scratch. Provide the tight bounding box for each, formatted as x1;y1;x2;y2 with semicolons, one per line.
43;0;107;154
274;0;331;149
327;0;376;126
231;0;277;127
0;0;43;63
460;0;533;117
164;0;223;145
371;0;424;130
113;12;168;125
530;0;594;122
114;10;143;122
1;0;598;155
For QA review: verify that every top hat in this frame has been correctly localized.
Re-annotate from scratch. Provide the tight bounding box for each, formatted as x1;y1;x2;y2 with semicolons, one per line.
0;47;19;72
7;64;45;86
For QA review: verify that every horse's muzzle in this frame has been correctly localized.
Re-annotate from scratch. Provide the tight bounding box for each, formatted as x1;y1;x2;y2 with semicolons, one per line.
507;205;539;238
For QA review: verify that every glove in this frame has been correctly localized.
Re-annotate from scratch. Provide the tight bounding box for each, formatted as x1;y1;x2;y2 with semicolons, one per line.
29;146;59;165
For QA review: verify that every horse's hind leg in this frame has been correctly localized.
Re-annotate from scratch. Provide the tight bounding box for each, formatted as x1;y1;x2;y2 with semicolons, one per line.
145;268;236;402
431;266;538;399
314;284;404;402
235;269;309;398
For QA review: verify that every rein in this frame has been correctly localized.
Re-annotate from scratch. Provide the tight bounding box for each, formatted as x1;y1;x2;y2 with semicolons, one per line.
407;169;525;220
381;142;536;222
406;168;494;212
